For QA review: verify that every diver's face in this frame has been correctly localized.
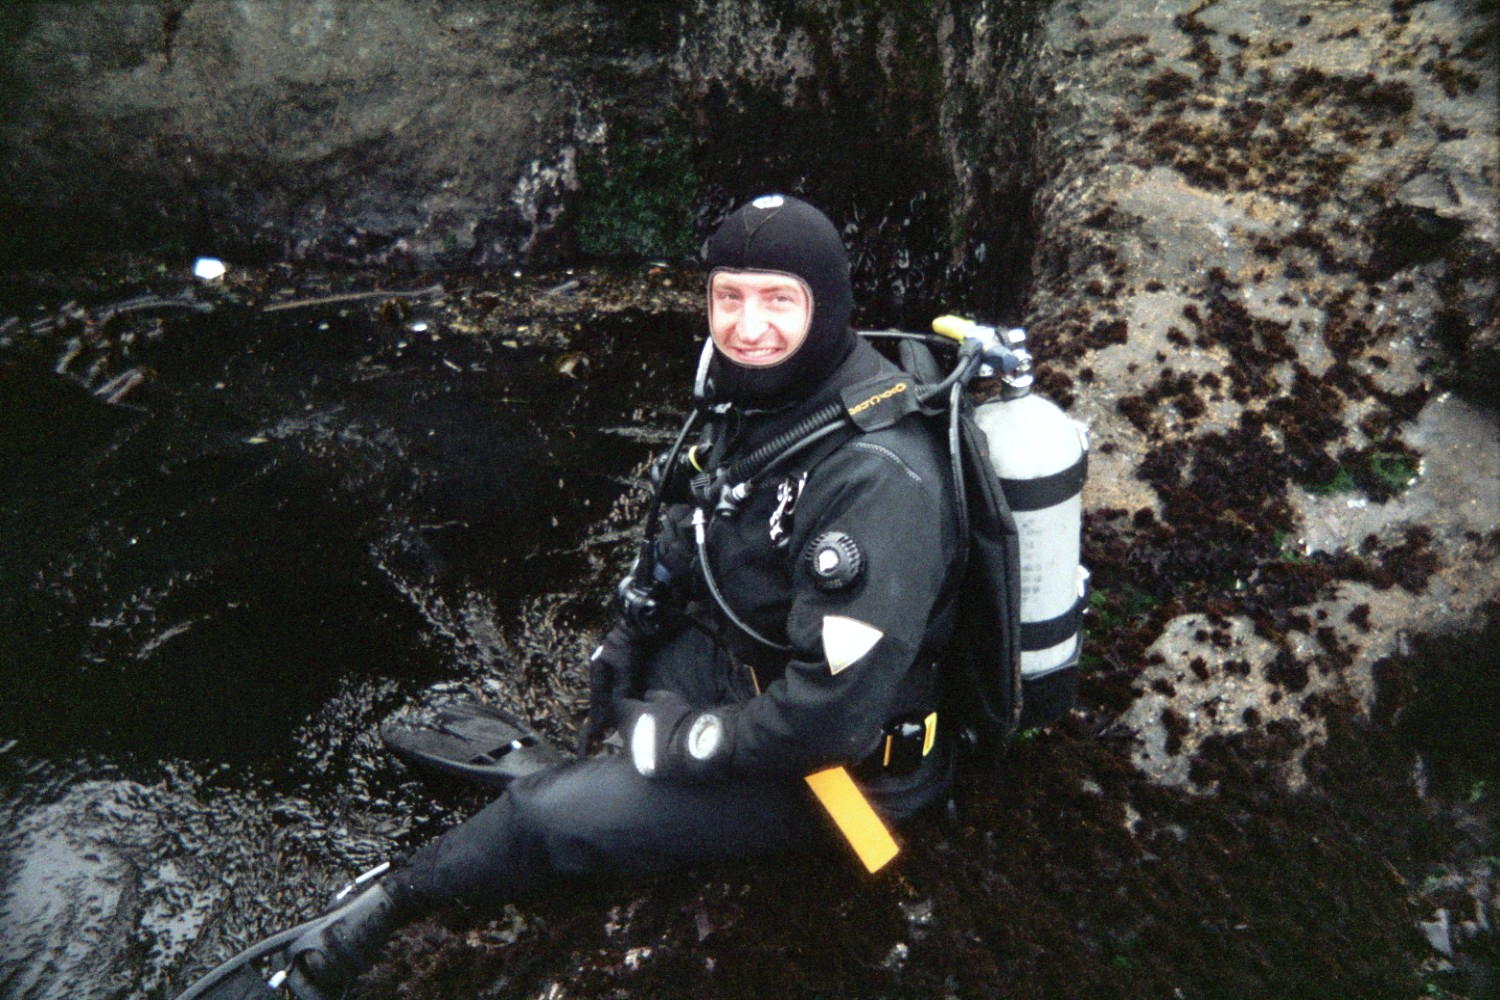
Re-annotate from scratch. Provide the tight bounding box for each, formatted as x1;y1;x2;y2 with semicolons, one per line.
708;270;813;368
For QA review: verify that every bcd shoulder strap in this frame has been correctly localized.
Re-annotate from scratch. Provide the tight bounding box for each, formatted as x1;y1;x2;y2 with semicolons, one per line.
944;403;1024;752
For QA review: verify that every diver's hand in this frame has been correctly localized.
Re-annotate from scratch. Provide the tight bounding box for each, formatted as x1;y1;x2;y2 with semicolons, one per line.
576;623;645;756
618;690;733;782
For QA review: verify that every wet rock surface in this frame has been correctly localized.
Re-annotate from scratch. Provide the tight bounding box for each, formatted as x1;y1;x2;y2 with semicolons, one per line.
1030;0;1498;783
0;264;702;999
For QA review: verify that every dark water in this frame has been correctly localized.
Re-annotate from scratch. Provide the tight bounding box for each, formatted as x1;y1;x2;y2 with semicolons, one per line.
0;272;700;998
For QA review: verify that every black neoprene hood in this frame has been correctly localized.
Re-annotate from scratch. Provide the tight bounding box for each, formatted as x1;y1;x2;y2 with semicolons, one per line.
703;195;855;405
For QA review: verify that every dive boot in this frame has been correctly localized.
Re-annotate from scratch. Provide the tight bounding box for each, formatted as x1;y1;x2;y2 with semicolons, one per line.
281;882;403;1000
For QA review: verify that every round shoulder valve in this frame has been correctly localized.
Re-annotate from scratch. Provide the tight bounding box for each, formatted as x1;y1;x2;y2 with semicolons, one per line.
803;531;865;592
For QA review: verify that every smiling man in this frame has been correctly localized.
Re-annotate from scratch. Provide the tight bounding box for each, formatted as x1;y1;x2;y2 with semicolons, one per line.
178;195;965;1000
708;270;811;367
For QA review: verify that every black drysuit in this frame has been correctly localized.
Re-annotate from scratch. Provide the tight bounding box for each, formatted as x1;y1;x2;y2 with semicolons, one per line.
396;338;961;909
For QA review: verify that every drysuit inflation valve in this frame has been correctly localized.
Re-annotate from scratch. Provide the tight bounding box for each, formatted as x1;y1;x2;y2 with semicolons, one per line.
804;531;865;591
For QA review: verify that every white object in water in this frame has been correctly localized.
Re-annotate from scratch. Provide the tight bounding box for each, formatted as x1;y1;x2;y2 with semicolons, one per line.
193;257;227;281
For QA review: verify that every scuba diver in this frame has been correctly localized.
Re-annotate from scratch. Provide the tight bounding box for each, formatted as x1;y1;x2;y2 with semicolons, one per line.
176;194;989;999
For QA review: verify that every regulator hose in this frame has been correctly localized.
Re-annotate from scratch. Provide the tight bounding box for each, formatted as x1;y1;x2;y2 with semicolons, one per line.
692;508;793;654
722;334;978;487
642;408;702;547
948;380;970;573
723;401;845;484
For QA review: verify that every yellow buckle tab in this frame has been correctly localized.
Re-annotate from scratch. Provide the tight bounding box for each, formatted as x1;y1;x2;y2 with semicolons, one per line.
804;766;900;874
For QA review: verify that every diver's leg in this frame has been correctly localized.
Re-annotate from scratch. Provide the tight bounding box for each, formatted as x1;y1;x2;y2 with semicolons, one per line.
278;756;825;997
394;754;828;910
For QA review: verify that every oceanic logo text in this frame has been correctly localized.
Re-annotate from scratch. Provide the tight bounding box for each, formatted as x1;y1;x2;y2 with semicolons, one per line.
848;381;908;416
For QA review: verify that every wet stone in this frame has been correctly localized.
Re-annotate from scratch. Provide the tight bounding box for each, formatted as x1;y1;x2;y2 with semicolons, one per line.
0;264;703;997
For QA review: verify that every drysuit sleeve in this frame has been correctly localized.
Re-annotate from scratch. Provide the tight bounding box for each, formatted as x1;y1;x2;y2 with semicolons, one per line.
715;436;958;778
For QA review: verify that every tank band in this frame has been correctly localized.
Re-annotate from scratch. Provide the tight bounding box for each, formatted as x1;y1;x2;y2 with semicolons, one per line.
1021;598;1081;651
1000;451;1088;512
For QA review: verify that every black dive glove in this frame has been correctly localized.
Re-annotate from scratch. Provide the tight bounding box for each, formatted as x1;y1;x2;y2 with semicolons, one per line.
618;690;735;782
576;623;646;756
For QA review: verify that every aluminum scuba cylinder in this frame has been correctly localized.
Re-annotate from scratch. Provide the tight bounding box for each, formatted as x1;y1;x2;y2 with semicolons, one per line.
934;317;1089;729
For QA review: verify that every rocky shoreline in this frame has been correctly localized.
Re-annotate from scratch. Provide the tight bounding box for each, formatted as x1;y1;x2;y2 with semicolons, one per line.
1;0;1495;997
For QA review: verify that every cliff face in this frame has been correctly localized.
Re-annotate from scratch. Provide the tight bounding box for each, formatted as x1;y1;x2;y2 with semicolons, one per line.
4;1;1489;360
0;2;1045;319
1;2;603;265
5;1;1488;375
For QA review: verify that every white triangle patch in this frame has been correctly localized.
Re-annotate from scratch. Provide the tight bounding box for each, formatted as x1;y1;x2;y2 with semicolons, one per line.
822;616;884;675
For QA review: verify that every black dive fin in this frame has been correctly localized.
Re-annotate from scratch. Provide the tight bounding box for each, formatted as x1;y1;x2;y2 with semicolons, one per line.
173;910;336;1000
379;699;563;790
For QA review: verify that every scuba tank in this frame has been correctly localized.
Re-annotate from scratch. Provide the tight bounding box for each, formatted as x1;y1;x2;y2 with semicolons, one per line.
934;317;1088;730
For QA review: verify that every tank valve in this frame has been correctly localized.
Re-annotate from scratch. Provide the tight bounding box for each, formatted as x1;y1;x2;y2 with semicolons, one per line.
932;315;1034;395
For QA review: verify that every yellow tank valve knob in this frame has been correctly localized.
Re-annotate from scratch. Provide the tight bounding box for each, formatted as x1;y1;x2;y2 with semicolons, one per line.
931;315;977;342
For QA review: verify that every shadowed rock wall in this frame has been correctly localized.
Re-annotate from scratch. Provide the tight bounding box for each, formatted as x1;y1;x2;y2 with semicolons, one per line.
1;0;1044;324
1;1;606;266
